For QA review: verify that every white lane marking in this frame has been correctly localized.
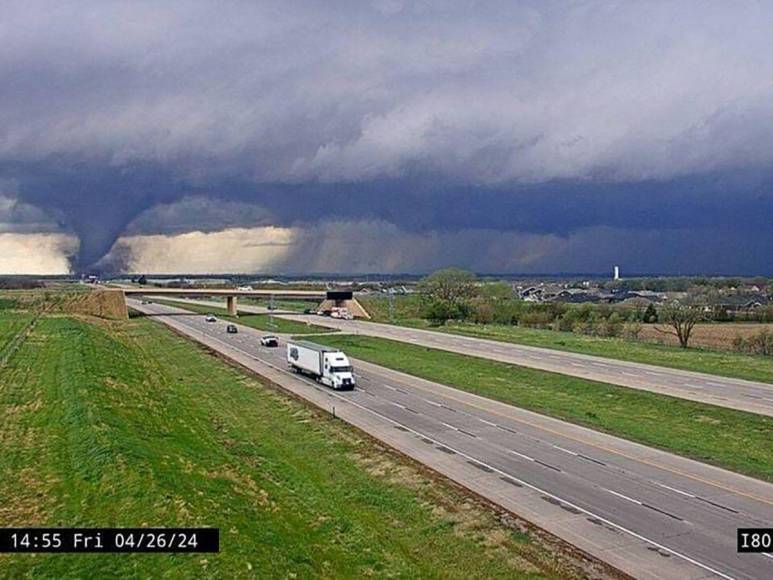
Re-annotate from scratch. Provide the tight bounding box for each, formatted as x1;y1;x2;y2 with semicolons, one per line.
684;383;704;389
382;384;397;391
656;483;696;499
552;444;578;456
606;489;642;505
146;309;737;580
478;418;497;427
392;402;406;409
439;421;459;431
621;372;638;377
423;399;444;407
510;450;535;462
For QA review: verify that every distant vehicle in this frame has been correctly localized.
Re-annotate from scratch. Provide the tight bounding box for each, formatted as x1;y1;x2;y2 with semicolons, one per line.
287;340;355;390
141;299;152;305
330;307;353;320
205;315;217;322
226;324;238;334
260;335;279;347
303;308;316;314
237;285;253;291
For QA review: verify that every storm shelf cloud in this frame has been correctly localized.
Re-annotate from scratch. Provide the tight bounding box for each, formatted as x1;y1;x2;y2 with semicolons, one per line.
1;1;772;274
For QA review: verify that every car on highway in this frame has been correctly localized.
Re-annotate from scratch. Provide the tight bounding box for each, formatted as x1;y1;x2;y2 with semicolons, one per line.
205;315;217;322
260;335;279;347
141;299;153;304
226;324;238;334
303;308;316;314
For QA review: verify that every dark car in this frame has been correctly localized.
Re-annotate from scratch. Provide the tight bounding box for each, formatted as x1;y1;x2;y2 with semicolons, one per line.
260;335;279;347
303;308;316;314
226;324;238;334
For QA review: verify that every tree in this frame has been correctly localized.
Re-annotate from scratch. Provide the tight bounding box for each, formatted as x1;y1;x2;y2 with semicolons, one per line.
656;302;702;348
425;299;464;325
418;268;476;323
642;303;658;323
477;282;513;301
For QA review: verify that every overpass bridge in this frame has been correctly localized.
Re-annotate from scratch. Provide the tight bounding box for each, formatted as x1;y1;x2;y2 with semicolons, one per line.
120;288;369;317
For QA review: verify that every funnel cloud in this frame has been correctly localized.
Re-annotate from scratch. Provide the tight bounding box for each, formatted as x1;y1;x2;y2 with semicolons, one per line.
2;2;773;274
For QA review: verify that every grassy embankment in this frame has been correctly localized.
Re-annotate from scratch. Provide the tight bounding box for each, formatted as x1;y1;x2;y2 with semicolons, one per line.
0;311;34;355
148;299;335;335
0;313;583;578
359;295;773;384
239;297;316;312
310;334;773;482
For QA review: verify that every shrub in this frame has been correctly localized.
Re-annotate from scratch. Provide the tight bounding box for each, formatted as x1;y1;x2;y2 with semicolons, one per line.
733;330;773;356
642;303;658;323
622;322;643;340
471;301;495;324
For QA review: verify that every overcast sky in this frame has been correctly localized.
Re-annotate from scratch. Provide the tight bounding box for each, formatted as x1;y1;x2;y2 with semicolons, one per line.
1;1;772;275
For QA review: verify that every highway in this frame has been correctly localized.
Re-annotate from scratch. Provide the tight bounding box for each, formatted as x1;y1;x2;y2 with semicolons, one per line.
161;296;773;417
131;298;773;580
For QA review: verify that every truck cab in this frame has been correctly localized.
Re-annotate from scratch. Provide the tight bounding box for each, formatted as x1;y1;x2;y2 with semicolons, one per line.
321;351;355;389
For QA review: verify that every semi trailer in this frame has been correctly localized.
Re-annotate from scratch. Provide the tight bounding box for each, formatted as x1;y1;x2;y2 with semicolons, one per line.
287;340;355;390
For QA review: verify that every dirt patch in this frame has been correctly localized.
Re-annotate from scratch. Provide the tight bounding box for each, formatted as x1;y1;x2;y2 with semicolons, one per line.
0;467;49;524
52;290;129;320
639;323;773;350
3;398;43;416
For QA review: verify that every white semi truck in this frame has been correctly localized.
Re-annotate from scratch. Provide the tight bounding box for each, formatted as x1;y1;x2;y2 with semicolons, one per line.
287;340;356;390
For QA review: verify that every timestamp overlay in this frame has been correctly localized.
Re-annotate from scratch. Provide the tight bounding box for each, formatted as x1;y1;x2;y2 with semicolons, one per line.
0;528;219;553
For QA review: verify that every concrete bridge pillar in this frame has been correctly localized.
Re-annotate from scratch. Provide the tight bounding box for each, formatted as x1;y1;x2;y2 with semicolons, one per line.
226;295;238;317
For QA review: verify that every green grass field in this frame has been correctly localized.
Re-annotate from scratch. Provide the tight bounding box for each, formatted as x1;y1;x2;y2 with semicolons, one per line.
239;297;317;312
0;297;19;310
431;322;773;384
149;299;335;335
358;296;773;384
0;311;34;356
0;314;581;578
309;334;773;482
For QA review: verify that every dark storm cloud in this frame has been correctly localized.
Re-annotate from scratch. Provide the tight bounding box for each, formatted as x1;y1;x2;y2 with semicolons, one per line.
2;1;773;272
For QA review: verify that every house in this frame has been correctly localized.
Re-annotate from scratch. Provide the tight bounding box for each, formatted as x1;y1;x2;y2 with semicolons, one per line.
551;289;598;303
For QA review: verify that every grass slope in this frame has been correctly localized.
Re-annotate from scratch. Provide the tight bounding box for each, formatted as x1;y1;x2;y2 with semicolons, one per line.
309;334;773;482
0;315;580;579
0;311;33;354
150;299;335;335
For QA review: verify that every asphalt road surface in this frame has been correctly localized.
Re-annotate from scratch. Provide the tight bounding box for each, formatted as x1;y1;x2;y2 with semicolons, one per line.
161;297;773;418
131;299;773;580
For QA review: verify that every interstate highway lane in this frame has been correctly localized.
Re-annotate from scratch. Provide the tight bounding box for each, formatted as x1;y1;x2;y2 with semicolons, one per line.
131;299;773;580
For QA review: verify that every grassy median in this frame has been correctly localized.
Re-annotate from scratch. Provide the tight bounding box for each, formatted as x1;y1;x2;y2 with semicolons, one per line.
149;298;335;335
359;296;773;384
430;322;773;384
310;334;773;482
0;315;585;579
